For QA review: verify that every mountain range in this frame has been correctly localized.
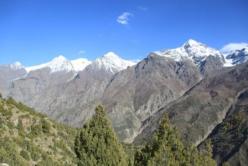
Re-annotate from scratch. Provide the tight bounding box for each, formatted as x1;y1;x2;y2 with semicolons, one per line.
1;39;248;165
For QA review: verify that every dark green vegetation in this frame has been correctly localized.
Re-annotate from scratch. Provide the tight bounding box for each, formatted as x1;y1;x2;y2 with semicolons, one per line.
0;95;216;166
134;114;216;166
75;105;128;166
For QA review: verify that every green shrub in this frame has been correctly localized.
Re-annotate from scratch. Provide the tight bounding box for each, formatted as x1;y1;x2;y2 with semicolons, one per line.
30;124;42;137
1;108;13;119
41;119;51;133
20;150;30;160
31;151;40;161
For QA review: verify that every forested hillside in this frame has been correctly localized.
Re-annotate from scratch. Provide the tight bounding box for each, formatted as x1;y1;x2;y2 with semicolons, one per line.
0;95;216;166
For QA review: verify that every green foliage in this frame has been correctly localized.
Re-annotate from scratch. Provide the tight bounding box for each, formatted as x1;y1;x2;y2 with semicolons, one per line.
1;106;12;119
0;137;27;166
36;154;60;166
134;114;216;166
41;118;51;133
0;97;78;165
74;105;128;166
199;140;216;166
20;150;30;160
30;124;42;137
0;96;218;166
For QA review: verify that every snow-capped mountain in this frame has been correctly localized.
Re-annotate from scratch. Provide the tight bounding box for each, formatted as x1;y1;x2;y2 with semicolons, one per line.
24;52;134;74
155;39;224;66
25;55;91;73
71;58;92;71
10;62;25;70
25;55;74;73
89;52;136;73
0;61;25;71
221;43;248;66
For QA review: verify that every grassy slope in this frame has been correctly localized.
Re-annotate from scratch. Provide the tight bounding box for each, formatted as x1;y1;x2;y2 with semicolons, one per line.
0;96;78;166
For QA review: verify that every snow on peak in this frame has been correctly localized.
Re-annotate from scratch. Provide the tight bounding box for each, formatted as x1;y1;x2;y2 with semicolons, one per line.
102;51;120;59
92;52;136;73
184;39;202;47
155;39;223;65
71;58;91;71
25;52;135;74
52;55;67;62
48;55;74;72
10;61;24;70
221;43;248;55
183;39;222;58
221;43;248;67
25;55;74;73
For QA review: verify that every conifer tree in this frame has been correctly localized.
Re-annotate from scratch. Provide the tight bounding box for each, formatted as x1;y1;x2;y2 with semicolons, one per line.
134;114;216;166
74;105;128;166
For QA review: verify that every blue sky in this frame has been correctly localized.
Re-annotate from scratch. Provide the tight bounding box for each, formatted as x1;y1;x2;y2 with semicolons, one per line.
0;0;248;66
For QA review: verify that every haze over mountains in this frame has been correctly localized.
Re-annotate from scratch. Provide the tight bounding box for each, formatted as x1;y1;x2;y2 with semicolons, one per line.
1;39;248;165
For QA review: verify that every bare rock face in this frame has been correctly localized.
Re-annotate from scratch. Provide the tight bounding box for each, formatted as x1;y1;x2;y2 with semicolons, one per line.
45;65;115;127
8;68;76;115
135;62;248;149
199;55;225;76
199;88;248;166
4;39;248;146
227;139;248;166
1;40;248;165
8;63;116;127
6;52;135;127
103;54;202;142
3;40;227;143
0;64;26;97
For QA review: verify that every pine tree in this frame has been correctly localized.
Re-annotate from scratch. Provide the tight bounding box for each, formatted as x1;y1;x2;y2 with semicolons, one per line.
134;113;216;166
74;105;128;166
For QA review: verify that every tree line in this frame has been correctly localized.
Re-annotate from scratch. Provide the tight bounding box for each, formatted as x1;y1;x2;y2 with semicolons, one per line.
74;105;216;166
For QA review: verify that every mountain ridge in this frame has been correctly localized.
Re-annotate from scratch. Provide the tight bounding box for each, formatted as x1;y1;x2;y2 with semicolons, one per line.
1;39;248;166
3;39;248;76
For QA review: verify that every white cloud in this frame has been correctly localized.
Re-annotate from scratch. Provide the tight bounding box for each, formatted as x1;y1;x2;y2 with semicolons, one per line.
221;43;248;54
117;12;133;25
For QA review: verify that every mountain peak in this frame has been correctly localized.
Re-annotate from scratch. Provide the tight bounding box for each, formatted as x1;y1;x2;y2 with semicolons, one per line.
221;43;248;66
155;39;224;65
102;52;120;59
71;58;91;71
184;39;202;47
25;55;74;73
91;52;136;73
51;55;67;62
10;61;24;70
221;43;248;54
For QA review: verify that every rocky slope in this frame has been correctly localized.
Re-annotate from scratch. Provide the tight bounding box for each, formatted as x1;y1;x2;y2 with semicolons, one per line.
102;53;202;142
134;61;248;165
102;39;227;142
2;39;248;144
1;39;248;165
0;62;26;97
200;88;248;165
8;52;136;128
